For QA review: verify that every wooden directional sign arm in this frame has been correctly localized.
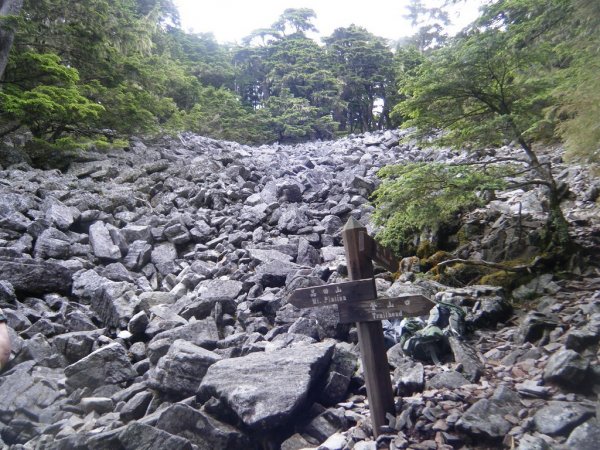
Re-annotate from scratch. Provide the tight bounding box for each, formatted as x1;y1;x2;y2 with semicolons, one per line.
362;232;399;273
338;294;435;324
287;279;376;309
342;217;395;437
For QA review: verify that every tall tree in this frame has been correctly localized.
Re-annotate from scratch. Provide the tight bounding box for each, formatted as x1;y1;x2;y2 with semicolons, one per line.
395;21;571;251
262;88;336;143
266;36;341;116
552;0;600;162
3;0;188;138
0;0;23;79
403;0;449;52
324;25;395;132
272;8;318;36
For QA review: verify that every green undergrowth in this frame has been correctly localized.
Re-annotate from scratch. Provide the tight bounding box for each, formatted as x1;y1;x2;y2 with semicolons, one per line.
24;137;128;170
372;162;511;254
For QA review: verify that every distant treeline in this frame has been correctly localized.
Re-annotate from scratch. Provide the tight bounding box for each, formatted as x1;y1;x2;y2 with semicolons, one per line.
0;0;597;163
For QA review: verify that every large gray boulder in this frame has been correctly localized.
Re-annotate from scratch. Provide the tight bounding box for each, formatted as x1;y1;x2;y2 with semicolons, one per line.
151;242;178;275
33;228;71;259
533;401;594;435
150;318;219;349
64;342;136;390
448;336;484;382
155;403;252;449
566;420;600;450
53;329;104;363
190;279;244;316
123;240;152;270
0;361;65;422
93;280;140;328
426;370;470;390
149;340;221;398
543;349;590;387
72;269;140;328
197;342;335;430
277;207;309;234
43;197;77;230
255;260;303;288
0;257;74;295
119;422;193;450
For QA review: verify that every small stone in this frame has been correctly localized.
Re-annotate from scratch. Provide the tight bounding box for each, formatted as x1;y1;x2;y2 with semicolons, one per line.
353;441;377;450
317;432;346;450
427;371;470;390
119;391;153;422
514;312;558;344
80;397;114;415
516;380;551;398
89;221;121;260
543;349;589;388
432;419;449;431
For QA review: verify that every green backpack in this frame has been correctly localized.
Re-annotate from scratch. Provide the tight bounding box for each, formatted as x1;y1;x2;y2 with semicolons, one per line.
402;325;445;364
400;302;467;364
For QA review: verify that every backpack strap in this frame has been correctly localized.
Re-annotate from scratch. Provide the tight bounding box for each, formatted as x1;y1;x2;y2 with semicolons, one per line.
426;343;441;365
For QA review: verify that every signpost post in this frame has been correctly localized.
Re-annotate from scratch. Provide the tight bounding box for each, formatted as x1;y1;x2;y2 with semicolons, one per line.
287;217;435;437
341;217;395;437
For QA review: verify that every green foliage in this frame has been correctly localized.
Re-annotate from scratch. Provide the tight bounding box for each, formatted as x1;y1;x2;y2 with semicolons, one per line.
395;28;555;150
162;29;234;90
169;86;271;144
552;0;600;162
323;25;396;132
272;8;318;36
2;1;401;149
464;0;599;163
23;136;125;170
84;81;177;135
262;89;337;143
387;0;594;257
0;52;103;140
4;0;597;167
403;0;449;51
435;262;494;287
372;162;509;251
3;0;185;143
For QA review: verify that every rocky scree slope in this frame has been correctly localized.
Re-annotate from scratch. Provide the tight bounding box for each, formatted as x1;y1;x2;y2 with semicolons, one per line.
0;130;598;450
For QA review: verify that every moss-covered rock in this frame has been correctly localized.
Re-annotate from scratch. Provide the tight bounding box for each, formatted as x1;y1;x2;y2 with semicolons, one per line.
436;263;494;287
478;270;523;290
421;250;453;273
416;240;436;259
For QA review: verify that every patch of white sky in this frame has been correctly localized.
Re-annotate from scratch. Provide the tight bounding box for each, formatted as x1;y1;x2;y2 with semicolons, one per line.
173;0;485;45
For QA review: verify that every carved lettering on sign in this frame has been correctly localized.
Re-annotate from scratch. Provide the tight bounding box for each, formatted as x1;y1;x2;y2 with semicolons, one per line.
337;295;435;324
287;279;376;309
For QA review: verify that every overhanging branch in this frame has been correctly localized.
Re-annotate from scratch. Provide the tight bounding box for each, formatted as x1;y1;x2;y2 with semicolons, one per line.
436;256;542;273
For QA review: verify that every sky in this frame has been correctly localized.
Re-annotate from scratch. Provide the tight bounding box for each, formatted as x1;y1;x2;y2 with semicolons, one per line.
173;0;483;44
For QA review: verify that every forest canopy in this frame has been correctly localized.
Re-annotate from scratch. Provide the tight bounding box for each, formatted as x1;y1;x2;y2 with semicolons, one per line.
0;0;597;164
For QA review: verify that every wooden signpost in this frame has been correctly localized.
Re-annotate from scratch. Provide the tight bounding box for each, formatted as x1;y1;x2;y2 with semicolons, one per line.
287;217;435;437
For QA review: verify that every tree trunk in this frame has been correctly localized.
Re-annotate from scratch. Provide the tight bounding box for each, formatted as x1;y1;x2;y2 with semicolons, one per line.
0;0;23;80
510;121;572;253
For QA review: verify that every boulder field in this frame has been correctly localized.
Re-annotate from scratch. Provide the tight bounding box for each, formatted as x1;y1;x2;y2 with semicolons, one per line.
0;130;598;449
